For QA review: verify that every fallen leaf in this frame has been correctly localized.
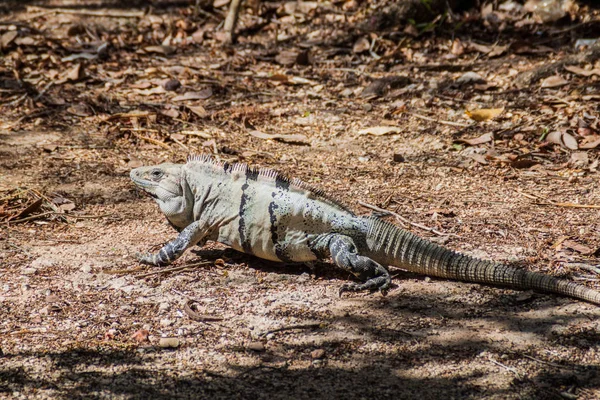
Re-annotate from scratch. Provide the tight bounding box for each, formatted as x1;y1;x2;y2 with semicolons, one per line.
0;31;17;49
580;136;600;149
457;132;493;145
456;71;486;85
546;130;563;146
562;132;578;150
131;329;149;343
172;88;212;102
161;108;179;118
540;75;569;88
134;86;167;96
144;45;176;55
353;37;370;53
488;44;509;58
275;50;299;66
465;107;504;122
469;153;488;164
357;126;402;136
546;130;578;150
564;65;600;77
248;130;309;144
56;63;84;84
562;240;594;255
187;105;208;118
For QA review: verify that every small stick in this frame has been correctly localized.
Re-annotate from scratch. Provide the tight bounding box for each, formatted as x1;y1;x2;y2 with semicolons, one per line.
182;300;223;322
406;112;472;128
566;263;600;275
26;6;145;18
259;323;324;337
134;261;213;278
488;356;523;379
134;134;171;150
519;191;600;209
358;201;457;237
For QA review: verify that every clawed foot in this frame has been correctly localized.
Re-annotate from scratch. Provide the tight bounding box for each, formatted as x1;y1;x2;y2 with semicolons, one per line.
338;276;391;297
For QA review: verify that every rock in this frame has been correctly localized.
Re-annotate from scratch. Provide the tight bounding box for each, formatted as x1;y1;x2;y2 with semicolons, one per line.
158;337;180;348
247;341;265;352
160;319;173;327
311;349;326;359
21;268;37;275
456;71;486;85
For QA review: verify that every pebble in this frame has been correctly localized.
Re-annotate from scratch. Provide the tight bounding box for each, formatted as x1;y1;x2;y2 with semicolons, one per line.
21;268;36;275
160;319;173;327
247;341;265;352
311;349;326;359
158;337;180;348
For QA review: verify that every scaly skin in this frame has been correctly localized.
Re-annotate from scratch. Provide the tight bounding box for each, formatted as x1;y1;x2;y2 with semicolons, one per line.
130;155;600;305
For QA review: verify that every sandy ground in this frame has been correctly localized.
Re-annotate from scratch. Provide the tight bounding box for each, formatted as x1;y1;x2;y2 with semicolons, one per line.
2;1;600;399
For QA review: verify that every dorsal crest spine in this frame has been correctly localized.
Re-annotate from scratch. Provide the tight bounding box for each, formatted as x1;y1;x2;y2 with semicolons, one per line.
187;154;350;211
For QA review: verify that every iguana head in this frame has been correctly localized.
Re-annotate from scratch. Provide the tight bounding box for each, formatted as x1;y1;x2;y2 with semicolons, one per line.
130;163;192;229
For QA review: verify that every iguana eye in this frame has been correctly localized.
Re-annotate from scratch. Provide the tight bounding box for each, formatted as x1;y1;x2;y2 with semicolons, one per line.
150;169;163;179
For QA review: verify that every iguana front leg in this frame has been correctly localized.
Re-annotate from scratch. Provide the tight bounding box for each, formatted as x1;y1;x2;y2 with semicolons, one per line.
137;220;210;266
312;234;391;295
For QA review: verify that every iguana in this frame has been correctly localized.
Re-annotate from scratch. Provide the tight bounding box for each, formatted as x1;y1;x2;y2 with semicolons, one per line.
130;154;600;305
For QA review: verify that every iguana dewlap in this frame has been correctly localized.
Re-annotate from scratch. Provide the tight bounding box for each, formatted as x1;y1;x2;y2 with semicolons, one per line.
130;154;600;304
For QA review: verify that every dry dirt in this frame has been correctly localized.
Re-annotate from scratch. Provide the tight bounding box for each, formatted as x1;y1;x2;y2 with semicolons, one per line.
2;1;600;399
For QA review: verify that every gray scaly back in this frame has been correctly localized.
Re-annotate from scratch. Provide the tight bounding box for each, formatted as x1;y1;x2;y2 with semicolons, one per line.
131;154;600;305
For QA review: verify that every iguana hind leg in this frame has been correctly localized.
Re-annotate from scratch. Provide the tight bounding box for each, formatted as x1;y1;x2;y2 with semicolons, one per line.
137;220;208;266
312;234;391;295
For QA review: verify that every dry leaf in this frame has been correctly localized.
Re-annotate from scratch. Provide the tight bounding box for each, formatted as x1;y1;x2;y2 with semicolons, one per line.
457;132;493;145
172;89;212;102
547;130;578;150
0;31;17;49
144;45;176;55
161;109;179;118
580;136;600;149
357;126;402;136
562;132;578;150
134;86;167;96
540;75;569;88
131;329;149;343
488;44;509;58
562;240;594;255
465;107;504;122
353;37;370;53
564;65;600;77
248;130;309;144
546;130;563;145
187;105;208;118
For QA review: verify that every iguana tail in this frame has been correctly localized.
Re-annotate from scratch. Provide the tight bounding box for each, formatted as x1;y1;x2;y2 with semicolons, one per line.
365;217;600;305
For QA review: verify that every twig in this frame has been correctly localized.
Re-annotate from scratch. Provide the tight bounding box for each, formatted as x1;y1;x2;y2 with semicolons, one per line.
488;356;523;379
259;323;324;337
523;354;574;370
519;191;600;209
134;133;171;150
406;112;472;128
26;6;145;18
566;263;600;275
5;212;113;224
358;201;457;237
134;261;213;278
182;300;223;322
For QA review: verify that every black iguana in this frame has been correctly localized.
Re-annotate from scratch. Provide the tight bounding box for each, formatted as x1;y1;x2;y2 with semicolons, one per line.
130;154;600;305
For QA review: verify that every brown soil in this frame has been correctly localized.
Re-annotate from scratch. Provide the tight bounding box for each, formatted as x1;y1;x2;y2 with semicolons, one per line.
2;1;600;399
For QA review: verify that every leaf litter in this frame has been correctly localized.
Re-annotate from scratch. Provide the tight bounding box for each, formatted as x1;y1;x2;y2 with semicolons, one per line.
2;0;600;398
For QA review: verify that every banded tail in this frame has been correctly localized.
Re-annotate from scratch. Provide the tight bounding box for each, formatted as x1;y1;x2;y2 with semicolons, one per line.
366;217;600;305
